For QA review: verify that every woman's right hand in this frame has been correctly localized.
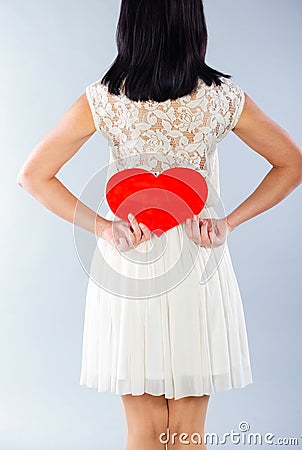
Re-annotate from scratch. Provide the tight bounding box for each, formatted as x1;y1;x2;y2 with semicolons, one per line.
99;213;152;252
185;215;233;249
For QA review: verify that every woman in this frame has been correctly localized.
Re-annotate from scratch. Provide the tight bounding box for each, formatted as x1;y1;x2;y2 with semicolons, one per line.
16;1;302;449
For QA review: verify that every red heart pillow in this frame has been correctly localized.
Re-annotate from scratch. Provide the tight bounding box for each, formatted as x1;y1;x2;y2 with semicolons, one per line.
105;167;208;237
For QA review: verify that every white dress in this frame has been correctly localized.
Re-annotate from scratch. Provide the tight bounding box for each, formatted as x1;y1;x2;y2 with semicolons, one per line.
79;75;253;400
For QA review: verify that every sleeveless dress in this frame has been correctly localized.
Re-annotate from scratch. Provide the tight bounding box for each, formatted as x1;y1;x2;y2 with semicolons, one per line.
79;75;253;400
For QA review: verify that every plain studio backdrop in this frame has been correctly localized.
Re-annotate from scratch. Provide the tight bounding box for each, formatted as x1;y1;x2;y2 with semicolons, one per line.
1;0;301;449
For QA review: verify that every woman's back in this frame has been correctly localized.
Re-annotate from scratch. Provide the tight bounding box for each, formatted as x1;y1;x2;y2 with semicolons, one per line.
86;75;245;206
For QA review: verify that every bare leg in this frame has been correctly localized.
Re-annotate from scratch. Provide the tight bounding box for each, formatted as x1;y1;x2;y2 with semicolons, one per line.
167;395;210;449
121;393;169;450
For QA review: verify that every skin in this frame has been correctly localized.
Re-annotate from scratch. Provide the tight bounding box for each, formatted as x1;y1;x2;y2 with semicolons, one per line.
16;90;302;448
121;393;210;449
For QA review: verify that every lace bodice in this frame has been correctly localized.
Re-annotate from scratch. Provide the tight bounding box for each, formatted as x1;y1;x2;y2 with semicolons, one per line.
85;76;245;206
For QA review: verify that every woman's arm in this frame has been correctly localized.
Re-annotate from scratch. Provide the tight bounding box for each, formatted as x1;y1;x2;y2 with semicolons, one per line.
226;93;302;231
16;93;110;236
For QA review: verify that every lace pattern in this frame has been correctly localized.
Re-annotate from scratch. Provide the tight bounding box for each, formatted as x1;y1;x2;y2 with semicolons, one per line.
85;76;245;206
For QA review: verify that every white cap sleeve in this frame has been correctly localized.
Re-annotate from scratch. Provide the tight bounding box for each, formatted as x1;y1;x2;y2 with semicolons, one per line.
229;82;245;130
85;79;109;134
216;77;246;143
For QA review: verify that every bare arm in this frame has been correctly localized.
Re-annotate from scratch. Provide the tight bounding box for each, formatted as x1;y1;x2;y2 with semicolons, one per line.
16;93;110;236
226;93;302;230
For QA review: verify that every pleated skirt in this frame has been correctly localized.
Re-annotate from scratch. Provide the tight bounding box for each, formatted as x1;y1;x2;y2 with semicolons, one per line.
79;205;253;400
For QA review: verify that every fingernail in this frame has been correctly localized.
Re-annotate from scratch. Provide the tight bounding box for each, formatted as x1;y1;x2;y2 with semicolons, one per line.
128;213;134;220
139;223;145;227
186;218;190;224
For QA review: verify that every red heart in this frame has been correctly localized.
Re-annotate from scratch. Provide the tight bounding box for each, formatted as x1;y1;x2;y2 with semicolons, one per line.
105;167;208;237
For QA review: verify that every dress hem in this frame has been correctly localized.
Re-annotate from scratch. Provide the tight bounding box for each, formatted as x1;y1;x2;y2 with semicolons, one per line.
79;375;253;400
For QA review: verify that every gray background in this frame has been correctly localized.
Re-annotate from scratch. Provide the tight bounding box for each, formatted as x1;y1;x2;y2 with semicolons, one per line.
1;0;301;448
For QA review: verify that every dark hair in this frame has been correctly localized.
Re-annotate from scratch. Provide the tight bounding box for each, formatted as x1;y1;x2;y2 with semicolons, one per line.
101;0;231;102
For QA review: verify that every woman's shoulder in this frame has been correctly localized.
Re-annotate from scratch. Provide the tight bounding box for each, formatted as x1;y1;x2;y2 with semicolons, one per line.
215;76;245;100
85;74;245;110
86;78;108;96
214;76;246;140
85;78;110;112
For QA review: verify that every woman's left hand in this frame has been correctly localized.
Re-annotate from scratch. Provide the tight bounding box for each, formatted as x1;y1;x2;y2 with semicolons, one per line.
184;215;233;248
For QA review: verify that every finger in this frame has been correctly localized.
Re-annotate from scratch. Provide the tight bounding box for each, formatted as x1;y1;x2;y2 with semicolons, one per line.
128;213;143;242
139;222;151;241
118;223;135;247
117;237;128;252
185;218;193;240
208;228;215;245
191;215;201;245
206;217;214;232
200;220;211;247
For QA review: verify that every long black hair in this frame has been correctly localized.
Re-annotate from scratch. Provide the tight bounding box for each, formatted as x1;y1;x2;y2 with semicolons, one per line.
101;0;231;102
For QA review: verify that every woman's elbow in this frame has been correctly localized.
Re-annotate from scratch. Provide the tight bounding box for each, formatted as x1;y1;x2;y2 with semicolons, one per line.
16;167;46;192
285;157;302;186
16;167;33;187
